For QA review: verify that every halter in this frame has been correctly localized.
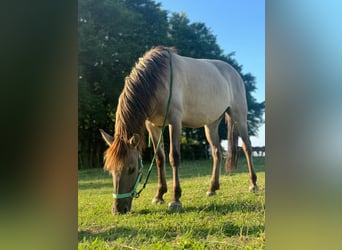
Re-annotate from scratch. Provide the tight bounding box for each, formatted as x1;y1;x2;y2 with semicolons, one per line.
112;157;144;199
112;48;174;200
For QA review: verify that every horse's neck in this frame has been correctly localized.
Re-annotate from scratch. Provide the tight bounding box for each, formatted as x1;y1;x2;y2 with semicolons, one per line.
115;109;146;140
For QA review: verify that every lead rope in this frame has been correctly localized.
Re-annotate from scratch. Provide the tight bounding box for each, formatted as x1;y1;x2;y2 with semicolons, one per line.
135;48;174;197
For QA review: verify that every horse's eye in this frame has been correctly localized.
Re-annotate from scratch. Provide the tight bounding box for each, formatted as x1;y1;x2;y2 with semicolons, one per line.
128;167;135;175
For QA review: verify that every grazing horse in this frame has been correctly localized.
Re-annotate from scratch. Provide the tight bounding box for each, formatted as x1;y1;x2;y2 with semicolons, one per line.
100;46;258;214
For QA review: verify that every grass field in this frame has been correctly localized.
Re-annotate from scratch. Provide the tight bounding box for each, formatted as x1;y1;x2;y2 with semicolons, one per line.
78;157;265;249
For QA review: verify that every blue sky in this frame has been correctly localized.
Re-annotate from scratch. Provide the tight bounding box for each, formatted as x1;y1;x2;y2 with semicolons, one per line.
158;0;265;146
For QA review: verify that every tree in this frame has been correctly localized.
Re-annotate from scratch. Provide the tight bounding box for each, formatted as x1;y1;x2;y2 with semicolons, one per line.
78;0;169;168
167;13;223;59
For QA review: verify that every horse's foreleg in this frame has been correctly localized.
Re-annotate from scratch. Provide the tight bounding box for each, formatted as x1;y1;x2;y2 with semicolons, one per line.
153;141;167;204
146;122;167;204
168;122;182;211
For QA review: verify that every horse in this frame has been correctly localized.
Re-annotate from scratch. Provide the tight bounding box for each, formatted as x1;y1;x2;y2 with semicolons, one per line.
100;46;258;214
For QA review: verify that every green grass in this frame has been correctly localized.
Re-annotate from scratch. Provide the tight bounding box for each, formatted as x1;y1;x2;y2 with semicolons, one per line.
78;157;265;249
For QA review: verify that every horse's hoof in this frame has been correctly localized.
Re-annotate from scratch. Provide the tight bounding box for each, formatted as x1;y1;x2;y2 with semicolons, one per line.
206;191;216;197
168;201;182;211
152;198;164;205
249;185;259;192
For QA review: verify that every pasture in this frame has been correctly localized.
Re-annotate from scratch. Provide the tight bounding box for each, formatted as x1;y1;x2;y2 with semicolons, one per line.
78;157;265;249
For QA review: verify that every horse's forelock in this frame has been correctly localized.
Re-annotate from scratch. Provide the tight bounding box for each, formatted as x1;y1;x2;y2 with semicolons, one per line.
103;137;128;172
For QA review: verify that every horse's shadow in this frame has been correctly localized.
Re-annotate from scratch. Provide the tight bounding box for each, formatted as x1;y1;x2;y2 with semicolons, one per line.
79;223;264;243
79;201;264;243
136;197;264;213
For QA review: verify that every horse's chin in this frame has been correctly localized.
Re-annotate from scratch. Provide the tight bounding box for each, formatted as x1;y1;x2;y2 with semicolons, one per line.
112;208;130;215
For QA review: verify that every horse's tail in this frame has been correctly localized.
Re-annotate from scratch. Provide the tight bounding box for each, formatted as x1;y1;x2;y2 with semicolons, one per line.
225;112;239;172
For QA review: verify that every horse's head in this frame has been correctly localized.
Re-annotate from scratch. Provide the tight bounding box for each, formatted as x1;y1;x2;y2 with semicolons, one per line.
100;129;141;214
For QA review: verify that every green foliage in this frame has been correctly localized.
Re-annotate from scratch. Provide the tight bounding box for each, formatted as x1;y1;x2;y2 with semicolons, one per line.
168;13;223;59
78;0;265;169
78;158;265;249
78;0;169;168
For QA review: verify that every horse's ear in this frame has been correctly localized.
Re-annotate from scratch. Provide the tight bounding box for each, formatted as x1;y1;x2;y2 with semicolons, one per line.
129;134;140;148
99;129;113;146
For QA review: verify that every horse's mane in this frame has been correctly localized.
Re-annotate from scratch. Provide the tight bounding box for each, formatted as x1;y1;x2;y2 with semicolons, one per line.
104;46;177;171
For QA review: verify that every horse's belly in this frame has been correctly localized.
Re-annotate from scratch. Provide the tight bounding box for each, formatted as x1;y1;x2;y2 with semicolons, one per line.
180;84;230;128
181;108;226;128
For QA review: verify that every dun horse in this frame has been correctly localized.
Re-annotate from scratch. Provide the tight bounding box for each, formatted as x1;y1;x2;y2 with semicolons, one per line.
100;46;258;214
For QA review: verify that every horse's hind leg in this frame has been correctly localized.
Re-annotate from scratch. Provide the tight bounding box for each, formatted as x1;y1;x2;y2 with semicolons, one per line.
236;121;258;191
204;118;223;196
146;121;167;204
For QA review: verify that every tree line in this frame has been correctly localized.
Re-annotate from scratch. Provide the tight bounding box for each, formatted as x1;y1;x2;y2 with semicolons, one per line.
78;0;265;169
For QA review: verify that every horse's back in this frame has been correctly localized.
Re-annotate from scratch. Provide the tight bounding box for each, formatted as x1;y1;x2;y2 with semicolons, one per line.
208;59;247;113
172;54;247;127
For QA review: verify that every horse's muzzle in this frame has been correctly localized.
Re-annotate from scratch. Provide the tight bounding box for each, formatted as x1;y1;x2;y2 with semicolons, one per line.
112;198;132;214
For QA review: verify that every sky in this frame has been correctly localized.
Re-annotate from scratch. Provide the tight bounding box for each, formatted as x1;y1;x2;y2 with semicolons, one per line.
158;0;265;146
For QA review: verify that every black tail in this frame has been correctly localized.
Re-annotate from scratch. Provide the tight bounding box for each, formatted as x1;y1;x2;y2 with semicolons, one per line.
225;112;239;172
